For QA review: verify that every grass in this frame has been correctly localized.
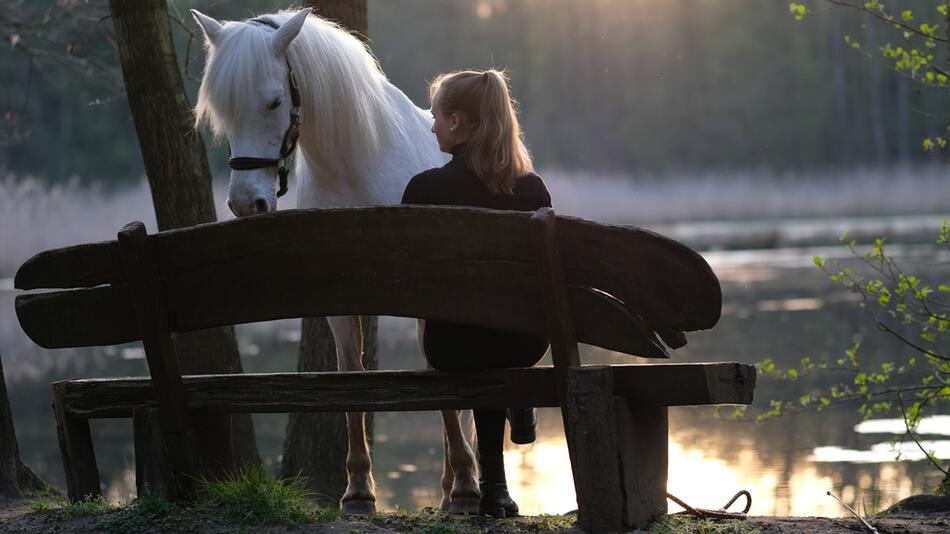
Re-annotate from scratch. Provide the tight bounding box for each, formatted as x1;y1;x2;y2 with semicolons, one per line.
193;465;338;525
23;467;577;533
28;466;339;531
29;493;111;519
651;515;762;534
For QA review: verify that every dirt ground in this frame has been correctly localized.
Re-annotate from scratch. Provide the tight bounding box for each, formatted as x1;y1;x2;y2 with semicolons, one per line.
2;497;949;533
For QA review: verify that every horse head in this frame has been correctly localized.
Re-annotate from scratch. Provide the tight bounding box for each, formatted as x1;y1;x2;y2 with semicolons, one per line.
192;8;311;217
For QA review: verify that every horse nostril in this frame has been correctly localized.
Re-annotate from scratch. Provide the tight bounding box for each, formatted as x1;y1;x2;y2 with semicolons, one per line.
253;198;268;213
227;199;235;213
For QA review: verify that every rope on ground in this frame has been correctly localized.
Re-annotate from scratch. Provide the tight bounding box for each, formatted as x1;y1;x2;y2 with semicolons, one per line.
667;490;752;520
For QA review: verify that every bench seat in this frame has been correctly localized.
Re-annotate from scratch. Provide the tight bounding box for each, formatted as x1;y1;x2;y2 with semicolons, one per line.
56;362;755;418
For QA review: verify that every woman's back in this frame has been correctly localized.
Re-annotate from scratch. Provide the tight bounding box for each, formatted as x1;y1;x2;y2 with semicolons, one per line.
401;144;550;211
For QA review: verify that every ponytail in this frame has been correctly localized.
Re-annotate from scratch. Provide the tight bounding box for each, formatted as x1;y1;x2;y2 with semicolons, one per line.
429;69;533;194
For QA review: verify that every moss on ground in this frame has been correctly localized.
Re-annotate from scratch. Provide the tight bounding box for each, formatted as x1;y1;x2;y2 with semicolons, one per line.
370;506;575;533
651;515;762;534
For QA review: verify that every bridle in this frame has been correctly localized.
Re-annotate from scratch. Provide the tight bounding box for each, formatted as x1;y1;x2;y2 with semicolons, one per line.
227;17;302;198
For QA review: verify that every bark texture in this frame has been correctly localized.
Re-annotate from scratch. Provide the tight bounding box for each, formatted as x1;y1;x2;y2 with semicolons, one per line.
280;0;375;499
307;0;368;42
108;0;259;468
0;354;51;500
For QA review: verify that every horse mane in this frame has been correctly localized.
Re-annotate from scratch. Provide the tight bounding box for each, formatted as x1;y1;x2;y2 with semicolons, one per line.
195;9;407;177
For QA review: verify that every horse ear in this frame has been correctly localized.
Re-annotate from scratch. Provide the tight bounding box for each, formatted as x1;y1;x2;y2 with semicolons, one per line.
191;9;224;46
271;8;311;55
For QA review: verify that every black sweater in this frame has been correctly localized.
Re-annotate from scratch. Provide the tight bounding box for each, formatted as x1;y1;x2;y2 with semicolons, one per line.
401;145;551;210
400;144;551;371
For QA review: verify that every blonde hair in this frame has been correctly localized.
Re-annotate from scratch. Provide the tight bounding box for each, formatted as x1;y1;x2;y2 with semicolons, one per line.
429;69;533;194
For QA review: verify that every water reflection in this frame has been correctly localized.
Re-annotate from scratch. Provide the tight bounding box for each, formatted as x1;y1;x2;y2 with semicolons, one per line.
811;441;950;463
855;416;950;436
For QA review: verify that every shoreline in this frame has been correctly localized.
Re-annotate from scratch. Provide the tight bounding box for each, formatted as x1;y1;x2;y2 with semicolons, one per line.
2;497;949;533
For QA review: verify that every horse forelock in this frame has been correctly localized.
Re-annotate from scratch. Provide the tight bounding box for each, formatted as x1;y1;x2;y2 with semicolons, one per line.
195;9;409;179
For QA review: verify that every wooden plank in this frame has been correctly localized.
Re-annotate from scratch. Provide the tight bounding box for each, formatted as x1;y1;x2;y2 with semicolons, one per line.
558;215;722;340
572;286;667;358
529;208;580;369
52;382;102;501
564;366;622;533
133;408;169;498
118;221;201;499
612;362;756;406
14;240;121;290
57;363;756;419
17;265;667;359
615;398;668;529
15;286;139;348
15;207;719;354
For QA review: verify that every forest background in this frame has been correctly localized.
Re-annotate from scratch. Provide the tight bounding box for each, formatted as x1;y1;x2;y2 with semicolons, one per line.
3;0;948;186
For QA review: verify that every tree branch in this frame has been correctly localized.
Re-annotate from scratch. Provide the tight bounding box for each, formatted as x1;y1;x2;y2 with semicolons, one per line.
897;392;950;477
825;0;950;43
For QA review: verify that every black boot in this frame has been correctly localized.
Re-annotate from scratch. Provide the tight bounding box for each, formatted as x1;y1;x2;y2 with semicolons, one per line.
478;453;519;518
506;408;537;445
479;482;519;518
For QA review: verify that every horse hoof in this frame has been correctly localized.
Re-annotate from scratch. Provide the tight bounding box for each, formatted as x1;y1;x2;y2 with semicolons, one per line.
447;497;480;515
341;499;376;517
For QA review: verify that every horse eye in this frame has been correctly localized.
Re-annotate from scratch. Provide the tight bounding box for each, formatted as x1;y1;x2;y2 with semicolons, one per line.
268;99;281;110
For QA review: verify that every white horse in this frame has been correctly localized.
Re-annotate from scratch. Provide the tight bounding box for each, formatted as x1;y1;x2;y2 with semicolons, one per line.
191;8;480;515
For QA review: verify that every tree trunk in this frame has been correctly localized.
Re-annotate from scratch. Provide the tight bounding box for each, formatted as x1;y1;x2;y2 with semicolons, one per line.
109;0;259;470
280;0;377;498
0;354;52;500
307;0;368;42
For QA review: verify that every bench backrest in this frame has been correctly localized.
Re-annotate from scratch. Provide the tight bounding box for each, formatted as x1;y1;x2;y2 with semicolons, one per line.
16;206;721;360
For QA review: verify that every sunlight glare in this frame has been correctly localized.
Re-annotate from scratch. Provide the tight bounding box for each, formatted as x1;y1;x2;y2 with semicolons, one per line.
854;416;950;436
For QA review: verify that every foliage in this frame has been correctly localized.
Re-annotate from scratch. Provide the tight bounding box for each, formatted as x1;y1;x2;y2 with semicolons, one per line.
650;515;761;534
781;0;950;494
736;224;950;492
789;0;950;160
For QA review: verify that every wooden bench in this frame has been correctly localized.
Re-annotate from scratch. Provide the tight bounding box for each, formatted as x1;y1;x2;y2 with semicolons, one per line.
15;206;755;532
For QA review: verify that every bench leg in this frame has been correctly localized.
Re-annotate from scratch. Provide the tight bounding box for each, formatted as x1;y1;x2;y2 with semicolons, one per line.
133;408;170;498
564;367;623;533
52;384;101;501
614;399;668;529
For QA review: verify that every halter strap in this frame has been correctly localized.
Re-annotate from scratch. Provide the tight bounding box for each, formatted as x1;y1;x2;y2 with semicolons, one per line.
227;17;303;198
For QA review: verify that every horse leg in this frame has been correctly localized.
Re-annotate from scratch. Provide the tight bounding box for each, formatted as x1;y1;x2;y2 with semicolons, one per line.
441;409;480;514
416;320;480;514
328;315;376;515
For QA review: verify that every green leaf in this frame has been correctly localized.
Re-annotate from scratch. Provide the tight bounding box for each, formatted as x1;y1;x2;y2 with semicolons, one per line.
789;2;808;20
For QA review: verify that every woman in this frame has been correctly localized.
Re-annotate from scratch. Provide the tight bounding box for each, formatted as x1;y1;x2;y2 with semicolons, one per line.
401;69;551;518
